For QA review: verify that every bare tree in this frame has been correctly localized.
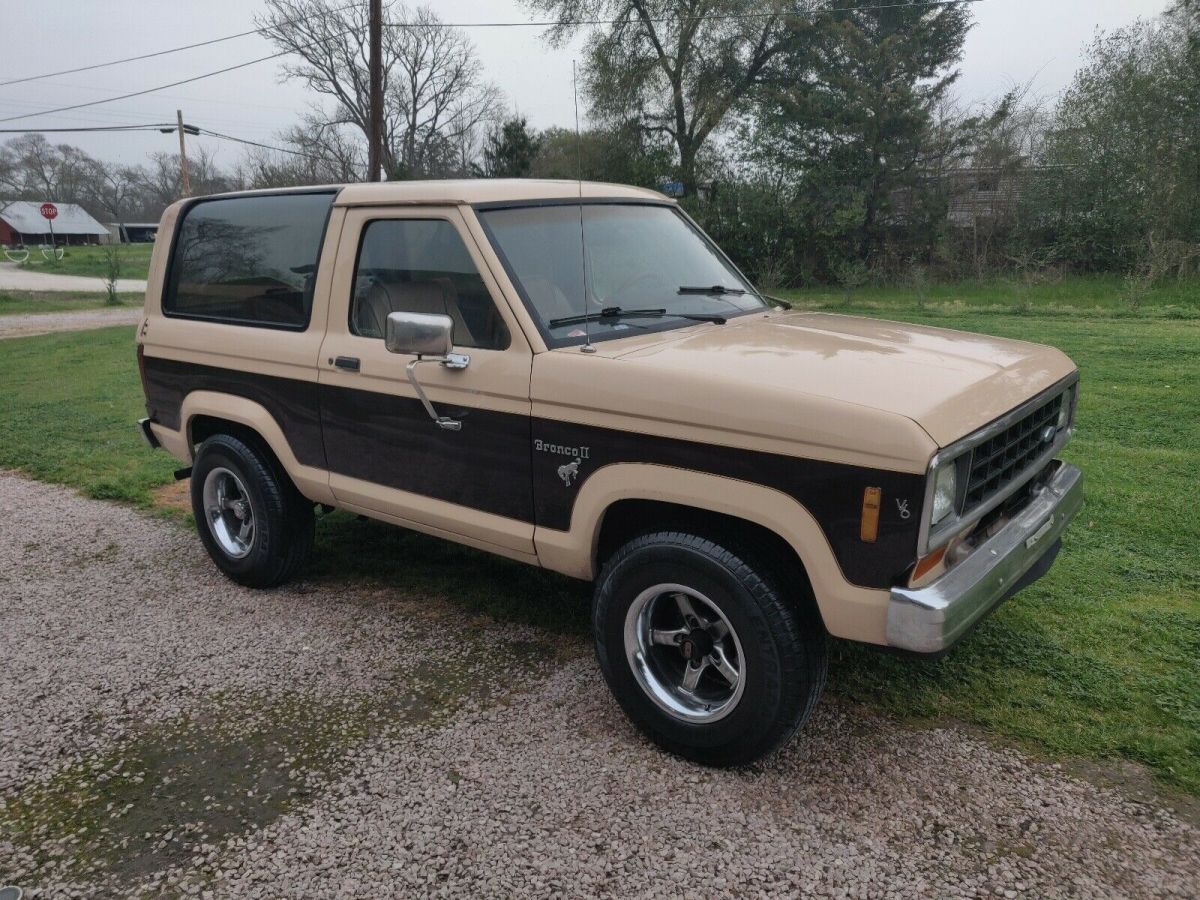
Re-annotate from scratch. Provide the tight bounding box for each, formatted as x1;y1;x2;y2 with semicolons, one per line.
257;0;503;177
0;141;20;215
78;158;143;223
237;113;366;188
135;146;230;209
0;134;97;200
389;6;504;177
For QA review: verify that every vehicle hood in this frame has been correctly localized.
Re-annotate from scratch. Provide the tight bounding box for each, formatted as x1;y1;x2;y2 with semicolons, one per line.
600;311;1077;448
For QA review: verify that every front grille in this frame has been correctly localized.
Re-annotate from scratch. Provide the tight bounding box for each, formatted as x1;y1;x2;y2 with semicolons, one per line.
963;393;1063;513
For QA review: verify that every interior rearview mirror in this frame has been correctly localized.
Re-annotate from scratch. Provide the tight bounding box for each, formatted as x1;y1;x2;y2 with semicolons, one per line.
385;311;453;358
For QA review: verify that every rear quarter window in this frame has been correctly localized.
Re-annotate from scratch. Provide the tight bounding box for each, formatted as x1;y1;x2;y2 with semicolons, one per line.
163;191;335;329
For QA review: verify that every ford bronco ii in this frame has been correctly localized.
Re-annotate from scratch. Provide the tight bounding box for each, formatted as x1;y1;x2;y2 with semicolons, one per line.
136;181;1082;765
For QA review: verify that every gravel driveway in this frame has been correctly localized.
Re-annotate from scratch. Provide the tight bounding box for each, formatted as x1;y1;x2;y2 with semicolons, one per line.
1;471;1196;898
0;308;141;339
0;261;147;294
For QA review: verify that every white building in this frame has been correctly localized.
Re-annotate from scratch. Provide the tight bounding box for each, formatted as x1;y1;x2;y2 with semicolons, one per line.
0;201;110;246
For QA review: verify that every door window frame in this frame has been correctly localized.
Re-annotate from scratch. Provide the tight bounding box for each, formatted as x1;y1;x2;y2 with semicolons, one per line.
347;215;511;351
326;205;530;359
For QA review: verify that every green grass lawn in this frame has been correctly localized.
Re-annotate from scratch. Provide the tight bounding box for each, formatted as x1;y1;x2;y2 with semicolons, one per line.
0;291;141;316
0;304;1196;795
779;273;1200;316
16;243;153;280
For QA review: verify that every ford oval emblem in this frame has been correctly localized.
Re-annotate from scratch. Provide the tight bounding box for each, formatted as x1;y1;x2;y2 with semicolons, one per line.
1041;425;1057;443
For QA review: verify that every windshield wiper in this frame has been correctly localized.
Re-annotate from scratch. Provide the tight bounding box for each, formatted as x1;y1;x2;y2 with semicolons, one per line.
677;284;746;296
548;306;726;329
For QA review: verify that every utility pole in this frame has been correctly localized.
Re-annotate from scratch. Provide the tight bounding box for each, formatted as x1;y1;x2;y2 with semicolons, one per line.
176;109;192;197
160;115;200;198
368;0;383;181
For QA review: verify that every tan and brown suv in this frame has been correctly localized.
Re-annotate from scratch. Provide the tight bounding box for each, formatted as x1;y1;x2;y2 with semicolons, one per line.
136;180;1082;765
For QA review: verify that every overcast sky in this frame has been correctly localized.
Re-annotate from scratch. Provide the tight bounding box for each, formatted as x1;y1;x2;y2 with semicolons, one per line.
0;0;1175;168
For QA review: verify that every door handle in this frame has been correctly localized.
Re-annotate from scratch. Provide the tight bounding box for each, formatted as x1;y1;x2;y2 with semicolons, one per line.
333;356;360;372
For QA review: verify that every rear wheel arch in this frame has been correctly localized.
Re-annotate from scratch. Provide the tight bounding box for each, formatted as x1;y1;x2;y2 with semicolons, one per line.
177;390;335;507
190;414;270;460
187;413;294;486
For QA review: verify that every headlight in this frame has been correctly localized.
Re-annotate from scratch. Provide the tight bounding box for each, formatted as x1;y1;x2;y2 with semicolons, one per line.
1057;387;1073;429
931;460;957;525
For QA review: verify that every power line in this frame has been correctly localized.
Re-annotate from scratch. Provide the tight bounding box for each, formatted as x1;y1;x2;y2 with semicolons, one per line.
0;0;983;126
0;32;264;90
0;50;299;124
0;0;365;89
0;124;178;134
197;128;327;161
0;120;330;163
386;0;983;29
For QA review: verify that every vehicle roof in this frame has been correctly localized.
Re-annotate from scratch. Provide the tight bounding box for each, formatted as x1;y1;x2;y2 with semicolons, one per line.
333;179;671;206
187;179;670;208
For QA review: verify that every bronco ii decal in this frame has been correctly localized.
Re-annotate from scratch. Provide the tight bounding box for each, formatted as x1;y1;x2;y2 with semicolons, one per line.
534;439;591;460
535;439;590;488
557;459;582;486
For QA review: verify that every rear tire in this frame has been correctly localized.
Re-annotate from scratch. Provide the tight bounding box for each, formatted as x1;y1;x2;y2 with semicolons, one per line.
593;531;827;766
190;433;314;588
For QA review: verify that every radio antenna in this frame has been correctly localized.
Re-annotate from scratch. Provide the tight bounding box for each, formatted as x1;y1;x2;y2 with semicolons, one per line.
573;60;595;354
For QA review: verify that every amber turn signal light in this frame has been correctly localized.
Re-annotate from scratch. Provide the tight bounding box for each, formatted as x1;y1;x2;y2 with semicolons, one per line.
860;486;881;543
912;545;948;582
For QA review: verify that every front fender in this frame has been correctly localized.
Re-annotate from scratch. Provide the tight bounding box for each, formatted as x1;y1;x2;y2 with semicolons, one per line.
533;463;890;645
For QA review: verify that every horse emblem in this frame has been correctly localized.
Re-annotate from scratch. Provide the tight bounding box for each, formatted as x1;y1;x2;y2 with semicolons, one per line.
558;458;581;487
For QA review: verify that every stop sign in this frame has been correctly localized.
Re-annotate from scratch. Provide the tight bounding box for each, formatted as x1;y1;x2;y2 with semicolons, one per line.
40;202;58;221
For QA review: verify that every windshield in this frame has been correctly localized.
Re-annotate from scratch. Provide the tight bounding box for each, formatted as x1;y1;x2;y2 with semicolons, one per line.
478;203;767;346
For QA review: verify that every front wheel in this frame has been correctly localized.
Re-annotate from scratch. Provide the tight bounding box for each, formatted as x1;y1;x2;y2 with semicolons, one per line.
190;433;314;588
593;532;827;766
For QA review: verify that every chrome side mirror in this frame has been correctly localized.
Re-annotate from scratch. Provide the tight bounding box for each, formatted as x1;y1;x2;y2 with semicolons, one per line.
383;311;469;431
385;311;453;358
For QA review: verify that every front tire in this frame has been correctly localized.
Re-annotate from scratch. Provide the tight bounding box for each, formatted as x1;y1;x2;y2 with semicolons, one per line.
593;531;827;766
190;433;314;588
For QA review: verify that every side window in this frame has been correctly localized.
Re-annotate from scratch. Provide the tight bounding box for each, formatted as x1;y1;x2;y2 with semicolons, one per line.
350;219;509;351
164;192;334;329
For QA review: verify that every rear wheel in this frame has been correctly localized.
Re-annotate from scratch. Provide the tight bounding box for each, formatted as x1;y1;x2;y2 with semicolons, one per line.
190;433;314;587
593;531;827;766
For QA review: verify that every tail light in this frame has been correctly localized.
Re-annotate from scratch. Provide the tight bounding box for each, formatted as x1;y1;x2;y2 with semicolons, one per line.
136;343;149;394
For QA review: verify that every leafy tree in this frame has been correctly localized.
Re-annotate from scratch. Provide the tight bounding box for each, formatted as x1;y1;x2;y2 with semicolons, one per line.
475;116;543;177
746;0;971;273
531;123;673;187
682;177;808;286
525;0;805;195
1031;3;1200;272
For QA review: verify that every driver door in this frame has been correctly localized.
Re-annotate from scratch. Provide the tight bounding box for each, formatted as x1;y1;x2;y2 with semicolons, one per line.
317;205;535;559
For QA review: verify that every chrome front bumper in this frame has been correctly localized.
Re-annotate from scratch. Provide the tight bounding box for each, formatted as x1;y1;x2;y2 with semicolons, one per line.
886;462;1083;654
